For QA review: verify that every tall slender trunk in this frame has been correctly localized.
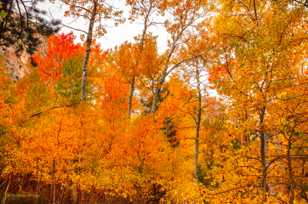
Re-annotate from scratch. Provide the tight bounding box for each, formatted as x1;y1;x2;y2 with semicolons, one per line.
128;4;151;116
151;73;166;113
194;67;202;181
259;106;268;193
51;159;56;204
128;77;135;118
260;132;267;190
287;134;294;204
2;174;11;204
253;0;259;26
81;1;97;101
151;88;158;113
300;159;307;202
77;184;82;204
36;159;41;195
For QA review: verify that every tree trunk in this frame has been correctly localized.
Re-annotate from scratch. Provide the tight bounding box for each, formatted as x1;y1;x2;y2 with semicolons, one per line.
151;76;166;113
259;106;268;194
2;174;11;204
51;159;56;204
128;77;135;118
194;67;202;181
151;88;158;113
287;134;294;204
260;132;267;191
36;159;41;196
77;184;82;204
81;1;97;101
127;3;150;117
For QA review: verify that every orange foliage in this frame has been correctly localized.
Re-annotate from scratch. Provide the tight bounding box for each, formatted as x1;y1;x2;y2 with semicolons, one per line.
33;33;82;83
0;1;307;203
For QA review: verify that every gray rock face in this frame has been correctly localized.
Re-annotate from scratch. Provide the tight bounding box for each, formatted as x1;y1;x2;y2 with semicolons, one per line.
0;46;31;81
0;37;47;81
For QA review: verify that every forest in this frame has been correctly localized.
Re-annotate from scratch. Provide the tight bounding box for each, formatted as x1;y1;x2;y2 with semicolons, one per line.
0;0;307;203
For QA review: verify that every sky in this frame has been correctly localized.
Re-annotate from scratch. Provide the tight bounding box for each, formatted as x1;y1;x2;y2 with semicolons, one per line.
39;1;168;51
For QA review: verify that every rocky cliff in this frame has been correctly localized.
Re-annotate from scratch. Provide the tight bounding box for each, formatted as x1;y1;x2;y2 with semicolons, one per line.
0;38;47;81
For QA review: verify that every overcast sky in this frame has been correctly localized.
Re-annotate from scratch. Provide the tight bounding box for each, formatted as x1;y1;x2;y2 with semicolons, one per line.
39;1;168;51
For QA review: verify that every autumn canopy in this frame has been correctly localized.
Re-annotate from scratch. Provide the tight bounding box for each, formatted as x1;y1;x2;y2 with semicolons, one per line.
0;0;307;203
